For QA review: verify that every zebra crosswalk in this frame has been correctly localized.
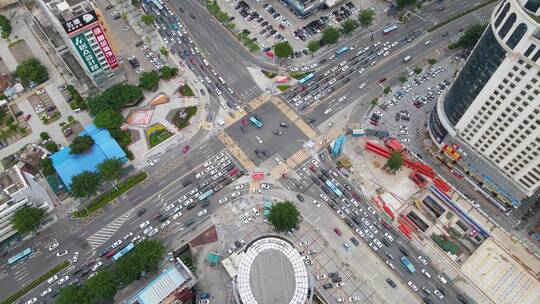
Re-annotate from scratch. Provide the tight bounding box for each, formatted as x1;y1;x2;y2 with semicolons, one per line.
85;211;133;250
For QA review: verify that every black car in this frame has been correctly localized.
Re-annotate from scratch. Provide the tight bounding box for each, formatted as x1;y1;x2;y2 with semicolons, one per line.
350;237;360;246
323;283;333;289
331;276;342;283
296;194;305;202
79;268;91;277
386;278;397;288
456;294;468;304
329;271;339;278
399;246;409;256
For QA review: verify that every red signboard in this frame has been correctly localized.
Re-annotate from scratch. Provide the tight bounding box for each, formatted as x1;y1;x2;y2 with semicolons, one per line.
91;26;119;69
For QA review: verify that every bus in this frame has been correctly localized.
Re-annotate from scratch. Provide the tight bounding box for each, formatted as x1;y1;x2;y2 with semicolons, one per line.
401;256;416;273
325;180;343;198
335;47;349;56
382;24;398;35
198;189;214;202
8;248;33;265
112;243;135;261
298;73;315;85
151;0;163;11
249;116;263;128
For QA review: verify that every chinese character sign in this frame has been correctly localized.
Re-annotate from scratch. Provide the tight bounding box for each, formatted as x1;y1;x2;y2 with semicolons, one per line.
91;25;119;69
71;32;103;76
63;10;98;35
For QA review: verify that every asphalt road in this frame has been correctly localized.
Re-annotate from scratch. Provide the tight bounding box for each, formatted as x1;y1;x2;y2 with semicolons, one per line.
282;151;467;304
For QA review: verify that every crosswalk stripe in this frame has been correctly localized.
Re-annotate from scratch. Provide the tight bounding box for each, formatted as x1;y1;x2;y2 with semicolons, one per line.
85;210;133;249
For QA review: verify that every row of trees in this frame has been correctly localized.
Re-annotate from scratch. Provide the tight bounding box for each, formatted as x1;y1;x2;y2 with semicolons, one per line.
449;23;487;49
71;158;125;198
307;9;375;54
0;15;11;39
56;240;165;304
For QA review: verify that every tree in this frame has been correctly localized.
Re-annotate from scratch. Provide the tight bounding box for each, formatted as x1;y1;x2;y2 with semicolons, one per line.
40;132;50;140
160;47;169;57
321;27;340;45
454;23;487;49
268;201;300;232
11;207;46;235
41;157;56;176
140;15;155;25
399;76;408;83
70;171;101;198
69;135;94;154
370;97;379;106
358;9;375;28
428;58;437;65
383;87;391;94
86;270;118;300
273;41;293;59
87;84;143;116
94;109;124;130
15;58;49;86
307;40;320;54
159;66;178;80
44;141;59;153
114;240;164;284
138;70;160;91
131;0;140;6
414;67;422;74
386;151;404;171
0;15;11;39
341;19;358;35
396;0;416;8
97;158;125;185
56;285;93;304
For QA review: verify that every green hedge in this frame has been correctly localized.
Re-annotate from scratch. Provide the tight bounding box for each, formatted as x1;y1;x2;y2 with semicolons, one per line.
277;85;290;92
289;71;313;79
1;260;69;304
179;84;194;97
73;172;148;218
427;0;498;33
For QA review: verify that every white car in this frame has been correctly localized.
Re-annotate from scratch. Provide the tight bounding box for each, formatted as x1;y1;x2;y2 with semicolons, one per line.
47;275;58;284
231;191;241;198
385;260;395;269
313;200;320;208
434;289;444;299
369;225;378;234
202;59;209;66
92;261;103;271
407;281;418;292
235;184;244;190
261;183;270;189
368;242;378;251
316;274;326;280
349;296;361;302
148;228;159;237
373;239;383;248
255;136;263;144
418;255;428;265
25;298;37;304
218;197;228;204
143;226;154;235
56;250;68;257
72;252;79;263
40;287;52;297
319;193;329;202
131;235;141;243
365;230;374;239
48;241;59;251
358;82;366;89
252;188;261;193
172;211;183;220
323;108;332;115
195;172;205;179
197;209;208;217
384;232;394;242
421;268;431;278
111;240;122;248
57;275;69;285
160;220;171;228
123;232;134;240
355;228;365;238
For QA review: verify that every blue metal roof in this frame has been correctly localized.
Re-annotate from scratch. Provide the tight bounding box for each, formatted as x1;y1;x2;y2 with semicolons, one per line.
50;123;127;189
129;266;189;304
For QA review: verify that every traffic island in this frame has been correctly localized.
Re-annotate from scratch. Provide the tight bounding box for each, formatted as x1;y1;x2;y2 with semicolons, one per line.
146;123;173;148
171;106;197;130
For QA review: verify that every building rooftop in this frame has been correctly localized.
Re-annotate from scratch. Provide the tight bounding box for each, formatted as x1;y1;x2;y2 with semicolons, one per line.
0;165;26;196
50;123;126;189
236;236;309;304
44;0;93;23
128;262;195;304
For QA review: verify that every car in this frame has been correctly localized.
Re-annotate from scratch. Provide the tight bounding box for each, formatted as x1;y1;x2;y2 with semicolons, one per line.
56;250;68;257
323;283;333;289
350;237;360;246
418;255;428;265
91;261;103;271
407;281;418;292
296;194;305;202
386;278;397;288
199;300;210;304
139;220;150;229
47;275;58;284
160;220;171;228
422;286;432;295
386;260;395;269
457;294;469;304
112;240;122;248
424;40;431;46
421;268;431;278
434;289;444;299
40;287;52;297
137;208;146;217
198;209;208;217
384;232;394;241
334;228;342;235
182;145;190;154
255;136;263;144
72;251;79;263
148;227;159;237
320;193;329;202
253;188;262;193
57;275;69;285
25;298;37;304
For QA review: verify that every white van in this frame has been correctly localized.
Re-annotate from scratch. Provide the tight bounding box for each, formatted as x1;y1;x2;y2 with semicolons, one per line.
437;274;448;284
218;77;226;85
403;55;412;62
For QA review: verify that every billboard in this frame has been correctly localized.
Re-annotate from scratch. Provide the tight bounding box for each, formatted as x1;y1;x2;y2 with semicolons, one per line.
62;10;98;35
91;25;119;69
71;32;103;76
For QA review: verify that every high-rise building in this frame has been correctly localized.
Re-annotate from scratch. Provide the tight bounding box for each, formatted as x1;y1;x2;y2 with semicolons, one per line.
428;0;540;208
38;0;120;86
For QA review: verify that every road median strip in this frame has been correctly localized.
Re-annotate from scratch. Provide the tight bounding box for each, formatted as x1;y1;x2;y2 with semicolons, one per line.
1;260;69;304
73;172;148;218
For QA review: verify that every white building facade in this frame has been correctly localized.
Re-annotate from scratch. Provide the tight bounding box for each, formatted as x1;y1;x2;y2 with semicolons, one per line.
429;0;540;206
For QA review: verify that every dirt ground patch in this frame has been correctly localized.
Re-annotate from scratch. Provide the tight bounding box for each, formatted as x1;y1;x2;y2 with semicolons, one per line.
8;40;35;64
189;225;218;247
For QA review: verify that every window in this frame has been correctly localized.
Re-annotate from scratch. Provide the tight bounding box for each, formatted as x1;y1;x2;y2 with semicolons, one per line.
495;3;511;28
524;0;540;13
524;44;536;57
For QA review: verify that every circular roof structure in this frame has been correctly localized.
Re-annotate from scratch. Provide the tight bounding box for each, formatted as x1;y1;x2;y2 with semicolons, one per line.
236;236;309;304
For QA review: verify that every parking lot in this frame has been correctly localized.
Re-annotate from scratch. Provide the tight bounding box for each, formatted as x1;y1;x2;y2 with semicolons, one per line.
221;0;363;52
27;89;60;125
225;102;309;166
366;58;456;146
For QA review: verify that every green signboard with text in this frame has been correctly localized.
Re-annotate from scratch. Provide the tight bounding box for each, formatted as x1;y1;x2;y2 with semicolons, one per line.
71;32;103;76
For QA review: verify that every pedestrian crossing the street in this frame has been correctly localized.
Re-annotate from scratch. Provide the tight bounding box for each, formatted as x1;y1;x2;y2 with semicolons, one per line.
85;211;133;250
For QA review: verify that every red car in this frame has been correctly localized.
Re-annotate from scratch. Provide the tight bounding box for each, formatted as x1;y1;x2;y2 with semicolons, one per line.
241;119;248;126
181;145;190;154
24;114;31;121
334;228;342;236
370;120;379;126
379;77;387;83
105;250;116;259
